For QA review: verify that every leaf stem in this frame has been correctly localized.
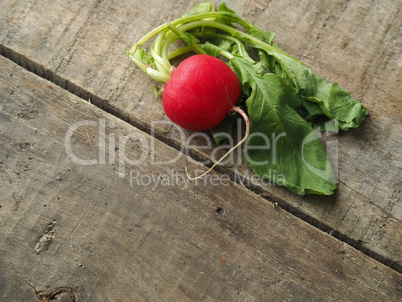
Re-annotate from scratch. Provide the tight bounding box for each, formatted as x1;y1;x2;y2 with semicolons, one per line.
128;10;294;85
167;46;194;59
177;20;296;60
129;12;223;55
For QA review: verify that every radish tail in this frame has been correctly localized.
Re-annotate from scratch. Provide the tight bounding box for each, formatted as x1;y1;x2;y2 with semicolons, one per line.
186;106;250;180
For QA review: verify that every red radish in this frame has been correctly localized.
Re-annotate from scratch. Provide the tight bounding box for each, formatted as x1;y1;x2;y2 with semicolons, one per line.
162;54;241;131
160;54;249;179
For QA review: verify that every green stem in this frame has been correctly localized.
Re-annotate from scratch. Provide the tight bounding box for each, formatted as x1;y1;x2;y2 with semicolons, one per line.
128;10;255;55
149;28;172;74
125;53;150;73
167;46;194;59
167;22;207;55
150;46;171;73
146;68;170;83
160;21;243;64
177;20;295;60
129;12;223;54
192;32;246;57
217;50;234;60
128;11;296;84
161;32;181;61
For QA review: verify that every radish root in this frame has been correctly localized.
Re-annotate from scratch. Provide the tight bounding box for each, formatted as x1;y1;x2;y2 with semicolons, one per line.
186;106;250;180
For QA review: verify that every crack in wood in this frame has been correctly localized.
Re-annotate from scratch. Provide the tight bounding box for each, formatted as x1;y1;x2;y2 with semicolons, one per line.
34;220;59;254
28;283;79;302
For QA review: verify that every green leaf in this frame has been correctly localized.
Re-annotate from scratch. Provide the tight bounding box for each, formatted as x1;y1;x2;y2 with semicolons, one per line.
134;47;154;65
215;38;234;51
125;46;155;73
254;43;368;130
209;113;240;145
231;56;337;195
217;2;236;15
183;0;215;17
248;28;276;46
304;81;369;130
202;41;222;57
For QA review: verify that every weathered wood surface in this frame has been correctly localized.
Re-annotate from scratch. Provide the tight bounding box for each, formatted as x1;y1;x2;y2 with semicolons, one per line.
1;55;401;301
1;0;400;270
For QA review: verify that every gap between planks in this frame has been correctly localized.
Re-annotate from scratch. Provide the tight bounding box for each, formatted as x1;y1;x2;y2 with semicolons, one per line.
1;43;400;275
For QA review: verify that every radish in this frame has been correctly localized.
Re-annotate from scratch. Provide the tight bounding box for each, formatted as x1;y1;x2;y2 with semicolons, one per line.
162;54;241;131
162;54;249;179
126;19;251;179
126;1;368;195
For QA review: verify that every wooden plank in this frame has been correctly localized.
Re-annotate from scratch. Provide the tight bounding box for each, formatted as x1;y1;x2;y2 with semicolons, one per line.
1;0;401;270
1;54;401;301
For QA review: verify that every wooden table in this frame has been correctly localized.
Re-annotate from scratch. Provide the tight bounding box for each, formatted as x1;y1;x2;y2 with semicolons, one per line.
0;0;401;300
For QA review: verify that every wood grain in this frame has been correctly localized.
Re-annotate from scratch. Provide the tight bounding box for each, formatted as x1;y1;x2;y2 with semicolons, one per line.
0;54;401;301
0;0;401;271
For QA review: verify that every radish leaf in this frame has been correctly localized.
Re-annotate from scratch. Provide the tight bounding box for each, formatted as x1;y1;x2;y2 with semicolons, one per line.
232;56;337;195
254;39;368;130
183;0;215;16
